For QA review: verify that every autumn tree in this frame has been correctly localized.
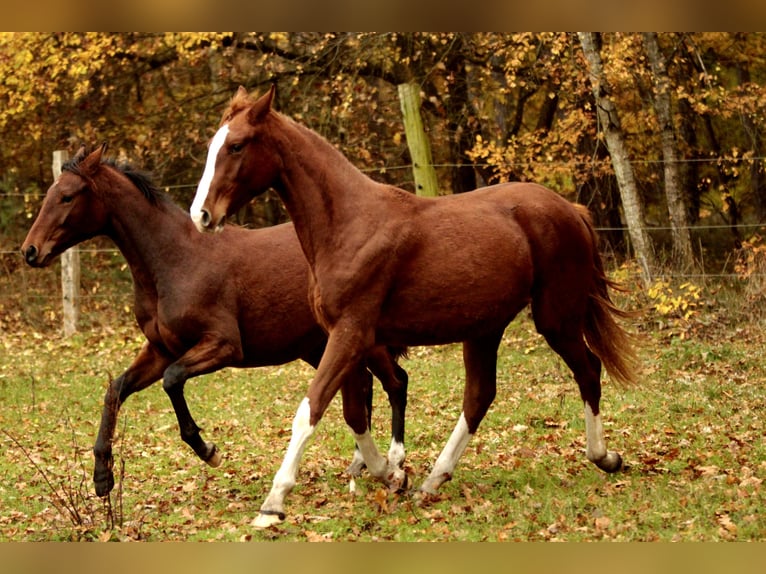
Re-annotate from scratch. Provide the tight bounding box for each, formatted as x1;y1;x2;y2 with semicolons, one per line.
643;32;695;269
578;32;655;283
4;32;766;276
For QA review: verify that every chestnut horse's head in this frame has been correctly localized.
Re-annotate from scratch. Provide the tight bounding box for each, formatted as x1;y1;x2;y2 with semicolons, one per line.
21;145;108;267
190;85;280;233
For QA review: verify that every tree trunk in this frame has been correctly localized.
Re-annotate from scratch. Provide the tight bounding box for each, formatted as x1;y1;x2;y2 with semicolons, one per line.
643;32;695;269
398;82;439;197
578;32;655;284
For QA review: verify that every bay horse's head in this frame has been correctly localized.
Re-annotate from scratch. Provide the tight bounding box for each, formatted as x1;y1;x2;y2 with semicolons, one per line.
190;85;279;233
21;145;109;267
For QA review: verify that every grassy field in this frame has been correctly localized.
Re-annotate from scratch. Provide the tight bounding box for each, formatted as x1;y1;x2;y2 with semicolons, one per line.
1;262;765;542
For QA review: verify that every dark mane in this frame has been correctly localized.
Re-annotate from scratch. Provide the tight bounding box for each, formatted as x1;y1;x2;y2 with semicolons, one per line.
63;149;165;205
110;159;165;205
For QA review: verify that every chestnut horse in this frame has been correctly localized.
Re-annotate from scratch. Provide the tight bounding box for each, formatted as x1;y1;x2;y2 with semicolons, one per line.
190;86;637;528
20;145;408;498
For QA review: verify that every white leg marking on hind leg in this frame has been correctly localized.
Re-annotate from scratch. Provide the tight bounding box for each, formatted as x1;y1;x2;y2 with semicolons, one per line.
253;396;314;528
584;402;607;462
421;413;472;493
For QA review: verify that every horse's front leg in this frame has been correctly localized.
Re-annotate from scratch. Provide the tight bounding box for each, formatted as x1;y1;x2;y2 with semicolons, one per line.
93;343;168;497
161;335;243;467
254;326;391;528
344;365;373;481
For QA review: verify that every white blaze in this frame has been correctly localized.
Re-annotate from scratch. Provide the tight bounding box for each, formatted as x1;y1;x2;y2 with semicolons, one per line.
190;124;230;230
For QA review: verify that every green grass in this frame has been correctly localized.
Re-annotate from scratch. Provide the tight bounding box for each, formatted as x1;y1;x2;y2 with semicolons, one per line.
2;304;766;541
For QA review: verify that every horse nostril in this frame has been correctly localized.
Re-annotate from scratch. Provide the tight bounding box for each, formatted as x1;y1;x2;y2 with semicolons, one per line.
200;209;212;228
23;245;38;265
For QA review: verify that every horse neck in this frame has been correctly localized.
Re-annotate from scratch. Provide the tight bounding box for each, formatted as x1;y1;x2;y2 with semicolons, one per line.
98;171;189;290
270;115;380;265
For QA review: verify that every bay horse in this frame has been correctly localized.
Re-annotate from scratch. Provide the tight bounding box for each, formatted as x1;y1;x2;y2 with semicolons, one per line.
190;86;637;528
20;145;408;498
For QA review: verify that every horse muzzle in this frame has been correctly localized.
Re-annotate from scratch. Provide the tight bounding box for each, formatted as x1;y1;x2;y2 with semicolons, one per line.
192;208;224;234
21;244;46;267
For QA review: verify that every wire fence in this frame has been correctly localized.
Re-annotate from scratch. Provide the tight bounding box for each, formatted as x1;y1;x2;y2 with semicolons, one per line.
2;151;765;199
3;223;765;257
4;154;766;287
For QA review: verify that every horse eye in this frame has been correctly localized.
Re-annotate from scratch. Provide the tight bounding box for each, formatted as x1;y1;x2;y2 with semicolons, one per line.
61;195;74;204
229;142;244;154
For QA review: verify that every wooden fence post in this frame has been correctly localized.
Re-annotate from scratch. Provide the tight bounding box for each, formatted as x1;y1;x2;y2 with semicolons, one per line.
52;150;80;336
397;82;439;197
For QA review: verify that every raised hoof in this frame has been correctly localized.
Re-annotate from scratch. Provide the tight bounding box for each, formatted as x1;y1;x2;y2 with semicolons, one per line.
93;471;115;498
252;510;286;529
205;444;223;468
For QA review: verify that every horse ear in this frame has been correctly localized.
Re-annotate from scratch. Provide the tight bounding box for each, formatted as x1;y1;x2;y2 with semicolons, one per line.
80;144;105;175
73;145;87;163
248;84;276;124
89;143;105;164
237;85;249;98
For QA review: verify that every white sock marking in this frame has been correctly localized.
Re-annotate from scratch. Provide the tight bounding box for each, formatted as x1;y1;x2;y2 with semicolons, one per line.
352;430;387;478
260;396;315;514
388;439;405;469
421;412;472;492
584;402;607;462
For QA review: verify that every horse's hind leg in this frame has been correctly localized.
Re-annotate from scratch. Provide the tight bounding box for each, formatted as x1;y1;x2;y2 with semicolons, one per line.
533;305;622;473
420;332;502;494
93;342;169;497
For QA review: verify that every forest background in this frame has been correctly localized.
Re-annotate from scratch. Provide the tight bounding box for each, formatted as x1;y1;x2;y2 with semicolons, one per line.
2;32;766;542
3;33;766;285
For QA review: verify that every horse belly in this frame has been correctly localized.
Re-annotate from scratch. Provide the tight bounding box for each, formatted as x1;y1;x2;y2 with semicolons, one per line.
377;240;533;346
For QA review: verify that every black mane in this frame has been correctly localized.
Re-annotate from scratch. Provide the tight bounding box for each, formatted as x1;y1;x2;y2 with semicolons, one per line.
63;150;165;205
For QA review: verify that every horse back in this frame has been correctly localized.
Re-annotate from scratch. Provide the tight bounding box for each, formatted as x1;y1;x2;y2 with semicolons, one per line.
372;182;596;345
152;222;323;366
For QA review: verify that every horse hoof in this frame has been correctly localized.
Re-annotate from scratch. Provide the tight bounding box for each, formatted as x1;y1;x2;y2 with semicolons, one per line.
413;488;442;506
594;451;623;473
387;469;409;493
205;445;223;468
604;452;623;473
345;459;366;478
418;472;449;495
252;510;286;529
93;472;115;498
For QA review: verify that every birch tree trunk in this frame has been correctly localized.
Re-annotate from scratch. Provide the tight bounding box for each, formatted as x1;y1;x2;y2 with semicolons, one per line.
643;32;695;269
578;32;655;284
